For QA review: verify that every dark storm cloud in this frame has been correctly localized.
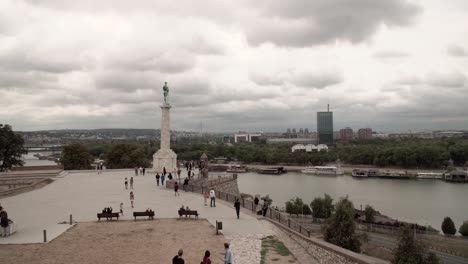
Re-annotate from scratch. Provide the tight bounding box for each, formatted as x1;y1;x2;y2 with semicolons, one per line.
250;70;343;89
426;72;467;88
0;71;59;89
447;45;467;57
95;71;164;91
246;0;421;46
0;51;80;73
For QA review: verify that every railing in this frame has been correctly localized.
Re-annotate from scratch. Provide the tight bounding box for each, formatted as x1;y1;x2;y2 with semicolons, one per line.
181;177;312;238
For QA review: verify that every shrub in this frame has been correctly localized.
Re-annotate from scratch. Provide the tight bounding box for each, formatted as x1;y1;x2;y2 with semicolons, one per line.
459;220;468;236
441;217;456;235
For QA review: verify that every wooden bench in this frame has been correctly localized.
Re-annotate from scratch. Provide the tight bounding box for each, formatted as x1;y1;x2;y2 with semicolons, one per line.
133;211;155;220
97;212;119;221
178;210;199;219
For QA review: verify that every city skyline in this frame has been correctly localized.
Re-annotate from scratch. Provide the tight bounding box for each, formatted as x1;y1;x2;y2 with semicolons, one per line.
1;0;468;132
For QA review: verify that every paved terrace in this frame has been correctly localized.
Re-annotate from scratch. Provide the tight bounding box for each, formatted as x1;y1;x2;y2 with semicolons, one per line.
0;170;273;244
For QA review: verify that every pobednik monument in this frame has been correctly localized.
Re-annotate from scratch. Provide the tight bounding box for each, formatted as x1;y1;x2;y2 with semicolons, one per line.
152;82;177;173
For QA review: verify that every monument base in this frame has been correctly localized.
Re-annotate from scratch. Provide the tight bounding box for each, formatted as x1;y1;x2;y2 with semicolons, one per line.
152;148;177;174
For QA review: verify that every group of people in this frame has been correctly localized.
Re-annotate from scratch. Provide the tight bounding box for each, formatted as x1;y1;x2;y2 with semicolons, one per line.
96;163;105;173
134;166;146;176
201;189;217;207
172;243;232;264
0;205;11;237
155;167;173;186
124;177;134;189
101;207;113;214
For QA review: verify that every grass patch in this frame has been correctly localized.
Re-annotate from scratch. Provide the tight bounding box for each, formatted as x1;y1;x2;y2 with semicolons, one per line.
260;235;293;264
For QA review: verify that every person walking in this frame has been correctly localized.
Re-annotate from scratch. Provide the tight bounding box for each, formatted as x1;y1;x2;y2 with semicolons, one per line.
163;167;167;176
142;167;146;176
161;173;165;186
203;191;209;206
224;243;232;264
124;177;128;189
172;249;185;264
155;173;160;186
183;178;189;192
139;166;143;176
254;196;259;210
174;182;180;196
130;177;134;189
202;250;211;264
134;167;138;176
130;191;134;208
210;189;216;207
262;202;269;217
234;198;241;219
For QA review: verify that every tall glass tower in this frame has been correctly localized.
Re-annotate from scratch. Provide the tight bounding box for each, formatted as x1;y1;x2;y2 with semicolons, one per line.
317;104;333;145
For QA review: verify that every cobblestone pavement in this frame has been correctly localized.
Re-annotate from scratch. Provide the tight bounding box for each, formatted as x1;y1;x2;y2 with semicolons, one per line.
227;234;264;264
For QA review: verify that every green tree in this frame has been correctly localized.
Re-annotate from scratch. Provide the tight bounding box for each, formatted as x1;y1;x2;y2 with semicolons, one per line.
364;205;377;223
285;197;305;216
311;194;334;219
324;197;361;252
458;220;468;236
392;225;440;264
441;217;457;235
60;144;93;170
302;204;312;215
105;143;150;169
0;124;28;171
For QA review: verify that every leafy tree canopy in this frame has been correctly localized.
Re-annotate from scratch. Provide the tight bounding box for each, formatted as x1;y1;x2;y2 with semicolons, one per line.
0;124;27;171
311;194;334;219
105;143;150;169
364;205;377;223
60;144;93;170
441;217;457;235
392;225;440;264
324;196;361;252
459;220;468;237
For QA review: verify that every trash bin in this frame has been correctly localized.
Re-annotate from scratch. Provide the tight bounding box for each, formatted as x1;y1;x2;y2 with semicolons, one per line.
216;220;223;235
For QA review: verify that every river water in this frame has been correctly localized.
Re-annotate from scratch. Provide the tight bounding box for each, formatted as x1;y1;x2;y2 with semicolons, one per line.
237;172;468;231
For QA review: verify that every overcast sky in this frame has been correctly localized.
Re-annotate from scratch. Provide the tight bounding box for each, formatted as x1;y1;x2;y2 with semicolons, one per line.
1;0;467;133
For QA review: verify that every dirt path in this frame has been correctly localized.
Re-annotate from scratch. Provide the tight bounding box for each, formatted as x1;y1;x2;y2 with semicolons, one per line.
0;219;228;264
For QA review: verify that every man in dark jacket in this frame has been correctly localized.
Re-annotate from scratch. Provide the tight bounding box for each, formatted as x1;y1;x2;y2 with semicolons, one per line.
234;199;241;219
172;249;185;264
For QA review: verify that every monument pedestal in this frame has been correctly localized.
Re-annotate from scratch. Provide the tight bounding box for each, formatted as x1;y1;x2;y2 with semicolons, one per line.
152;102;177;173
152;148;177;174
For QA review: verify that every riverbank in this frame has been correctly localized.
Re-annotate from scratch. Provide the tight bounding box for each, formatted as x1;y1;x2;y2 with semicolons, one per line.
243;164;448;174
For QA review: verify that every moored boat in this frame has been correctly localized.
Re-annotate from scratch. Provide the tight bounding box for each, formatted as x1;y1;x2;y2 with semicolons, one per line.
259;167;287;175
301;166;343;176
226;165;247;173
352;169;368;177
416;172;443;179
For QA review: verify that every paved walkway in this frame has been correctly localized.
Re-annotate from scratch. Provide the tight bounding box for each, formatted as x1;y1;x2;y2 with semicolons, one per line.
0;170;273;245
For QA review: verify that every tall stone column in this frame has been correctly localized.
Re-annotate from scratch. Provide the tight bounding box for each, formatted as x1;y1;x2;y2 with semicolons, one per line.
152;102;177;174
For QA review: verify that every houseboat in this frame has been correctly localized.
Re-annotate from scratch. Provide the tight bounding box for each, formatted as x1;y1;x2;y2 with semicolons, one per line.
377;170;411;179
352;169;368;177
445;171;468;183
416;172;444;179
301;166;344;176
259;167;287;175
226;165;247;173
